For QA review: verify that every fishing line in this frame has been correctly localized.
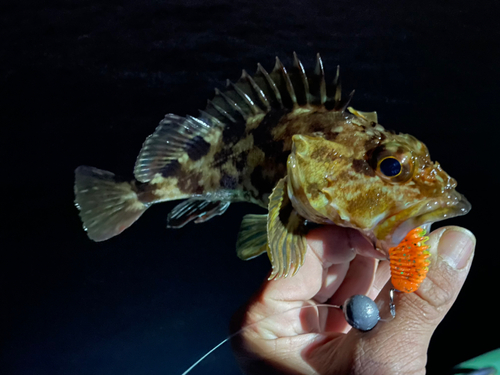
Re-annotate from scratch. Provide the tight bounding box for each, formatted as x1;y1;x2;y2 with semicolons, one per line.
180;291;397;375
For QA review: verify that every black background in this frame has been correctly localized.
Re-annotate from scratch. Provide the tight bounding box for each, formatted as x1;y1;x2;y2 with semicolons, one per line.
1;0;499;374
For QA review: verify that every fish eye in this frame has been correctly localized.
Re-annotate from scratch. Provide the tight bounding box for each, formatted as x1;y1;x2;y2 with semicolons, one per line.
369;143;414;183
378;157;402;177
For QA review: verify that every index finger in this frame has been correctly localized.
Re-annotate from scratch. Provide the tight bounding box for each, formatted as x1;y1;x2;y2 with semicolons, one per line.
231;225;381;361
262;225;376;303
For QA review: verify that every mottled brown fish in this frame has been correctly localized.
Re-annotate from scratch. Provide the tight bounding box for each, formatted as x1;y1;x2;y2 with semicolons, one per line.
74;54;471;279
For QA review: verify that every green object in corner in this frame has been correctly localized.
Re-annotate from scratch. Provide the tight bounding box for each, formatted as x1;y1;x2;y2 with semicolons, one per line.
454;348;500;374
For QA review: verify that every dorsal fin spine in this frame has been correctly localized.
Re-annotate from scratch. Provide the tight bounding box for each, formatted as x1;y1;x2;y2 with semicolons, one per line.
200;54;351;127
186;115;211;130
256;63;283;108
337;89;355;112
292;52;311;105
241;69;271;111
198;110;224;127
207;99;237;123
214;88;248;120
315;53;327;104
273;57;297;108
227;80;263;116
333;65;342;108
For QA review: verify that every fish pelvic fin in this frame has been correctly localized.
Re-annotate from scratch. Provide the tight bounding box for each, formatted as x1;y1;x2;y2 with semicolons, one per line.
267;177;308;280
74;166;148;241
236;214;268;260
167;199;230;228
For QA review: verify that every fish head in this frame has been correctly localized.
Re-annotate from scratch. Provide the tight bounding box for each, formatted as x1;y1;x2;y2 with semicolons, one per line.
286;111;471;254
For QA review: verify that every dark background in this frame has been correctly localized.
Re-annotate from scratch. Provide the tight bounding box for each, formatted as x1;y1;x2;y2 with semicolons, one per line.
1;0;499;374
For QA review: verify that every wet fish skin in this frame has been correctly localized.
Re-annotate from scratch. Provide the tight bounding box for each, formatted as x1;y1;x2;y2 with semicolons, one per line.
74;54;470;279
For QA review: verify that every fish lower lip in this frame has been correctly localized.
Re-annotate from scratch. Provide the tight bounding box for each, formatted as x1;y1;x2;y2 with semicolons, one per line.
385;191;471;250
415;192;471;225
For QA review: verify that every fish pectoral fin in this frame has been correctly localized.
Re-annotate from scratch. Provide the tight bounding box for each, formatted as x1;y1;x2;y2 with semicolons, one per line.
167;199;230;228
236;214;268;260
267;177;308;280
347;106;378;123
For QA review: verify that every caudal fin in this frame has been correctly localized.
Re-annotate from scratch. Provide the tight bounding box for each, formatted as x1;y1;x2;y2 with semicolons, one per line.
74;166;147;241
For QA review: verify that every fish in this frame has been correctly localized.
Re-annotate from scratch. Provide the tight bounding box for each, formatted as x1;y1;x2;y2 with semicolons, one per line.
74;53;471;280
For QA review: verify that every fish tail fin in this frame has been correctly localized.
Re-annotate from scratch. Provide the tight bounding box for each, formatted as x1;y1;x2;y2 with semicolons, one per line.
74;166;148;241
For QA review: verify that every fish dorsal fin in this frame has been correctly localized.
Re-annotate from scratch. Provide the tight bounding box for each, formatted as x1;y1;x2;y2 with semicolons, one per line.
267;177;308;279
226;80;263;116
236;69;271;112
325;65;342;109
214;88;248;120
309;53;327;105
236;214;268;260
133;114;221;183
206;99;238;124
135;55;352;185
254;62;283;108
201;53;350;126
270;57;297;109
348;106;378;123
167;199;230;228
290;51;310;105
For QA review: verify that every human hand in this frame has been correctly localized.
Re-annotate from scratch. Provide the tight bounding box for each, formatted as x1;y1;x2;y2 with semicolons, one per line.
231;225;475;375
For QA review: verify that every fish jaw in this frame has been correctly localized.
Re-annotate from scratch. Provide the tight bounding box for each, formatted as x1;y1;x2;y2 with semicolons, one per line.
374;189;471;253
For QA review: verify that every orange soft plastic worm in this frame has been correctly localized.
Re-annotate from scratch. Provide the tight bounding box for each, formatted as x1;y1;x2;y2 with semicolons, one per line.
389;227;430;293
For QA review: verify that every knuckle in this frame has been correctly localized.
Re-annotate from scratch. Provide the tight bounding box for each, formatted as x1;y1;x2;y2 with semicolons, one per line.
416;260;463;309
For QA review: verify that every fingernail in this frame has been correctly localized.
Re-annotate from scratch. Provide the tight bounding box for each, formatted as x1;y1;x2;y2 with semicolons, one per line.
438;228;476;269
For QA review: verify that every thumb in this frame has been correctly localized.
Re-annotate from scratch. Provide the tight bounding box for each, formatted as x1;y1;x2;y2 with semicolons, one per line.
309;226;476;375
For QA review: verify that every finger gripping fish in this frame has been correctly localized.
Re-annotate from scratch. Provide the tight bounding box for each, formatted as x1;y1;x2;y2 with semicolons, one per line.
74;53;471;283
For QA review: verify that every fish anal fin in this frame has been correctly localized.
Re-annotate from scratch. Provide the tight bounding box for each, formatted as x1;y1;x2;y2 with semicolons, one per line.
167;199;230;228
267;177;308;280
236;214;268;260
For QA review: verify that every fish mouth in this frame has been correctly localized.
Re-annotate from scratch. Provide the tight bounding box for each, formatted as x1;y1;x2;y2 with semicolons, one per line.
376;190;471;252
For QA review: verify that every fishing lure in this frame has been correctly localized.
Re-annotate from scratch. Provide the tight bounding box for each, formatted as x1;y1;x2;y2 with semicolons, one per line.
181;294;386;375
389;227;431;293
